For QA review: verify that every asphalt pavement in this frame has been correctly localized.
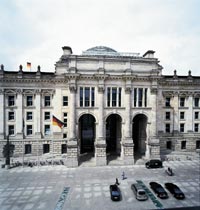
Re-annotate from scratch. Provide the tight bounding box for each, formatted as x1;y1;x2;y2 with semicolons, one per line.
0;159;200;210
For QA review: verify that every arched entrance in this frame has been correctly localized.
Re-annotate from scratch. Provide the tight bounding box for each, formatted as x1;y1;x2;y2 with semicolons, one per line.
132;114;147;160
79;114;96;154
106;114;122;158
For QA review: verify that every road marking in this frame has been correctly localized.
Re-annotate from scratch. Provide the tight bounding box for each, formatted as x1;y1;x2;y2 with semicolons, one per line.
54;187;70;210
136;180;163;209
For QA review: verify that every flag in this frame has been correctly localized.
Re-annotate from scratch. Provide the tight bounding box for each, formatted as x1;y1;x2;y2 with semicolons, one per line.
27;62;31;70
52;115;64;128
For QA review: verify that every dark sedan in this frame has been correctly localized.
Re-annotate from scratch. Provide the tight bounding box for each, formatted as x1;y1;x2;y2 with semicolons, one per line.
110;184;121;201
149;182;168;199
145;159;163;169
165;183;185;200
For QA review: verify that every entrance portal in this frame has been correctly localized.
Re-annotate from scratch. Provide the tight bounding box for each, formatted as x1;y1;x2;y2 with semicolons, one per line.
132;114;147;159
106;114;122;155
79;114;95;154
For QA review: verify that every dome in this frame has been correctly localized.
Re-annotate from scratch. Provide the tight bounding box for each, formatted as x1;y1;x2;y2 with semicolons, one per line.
86;46;117;53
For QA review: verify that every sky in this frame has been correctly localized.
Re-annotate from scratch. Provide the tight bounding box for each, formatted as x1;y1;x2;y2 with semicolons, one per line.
0;0;200;76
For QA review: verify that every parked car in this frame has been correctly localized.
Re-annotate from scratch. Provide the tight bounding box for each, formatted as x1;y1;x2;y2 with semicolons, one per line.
131;183;148;201
149;182;168;199
145;159;163;169
165;183;185;200
109;184;121;201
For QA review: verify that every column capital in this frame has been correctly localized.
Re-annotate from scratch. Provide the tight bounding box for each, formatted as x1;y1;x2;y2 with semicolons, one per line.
98;86;104;93
125;87;132;93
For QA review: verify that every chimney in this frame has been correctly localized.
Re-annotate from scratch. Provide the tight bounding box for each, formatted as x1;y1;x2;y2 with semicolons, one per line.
62;46;72;55
143;50;155;58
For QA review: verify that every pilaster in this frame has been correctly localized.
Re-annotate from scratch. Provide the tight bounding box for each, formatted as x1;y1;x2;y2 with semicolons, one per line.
16;89;23;139
0;89;4;139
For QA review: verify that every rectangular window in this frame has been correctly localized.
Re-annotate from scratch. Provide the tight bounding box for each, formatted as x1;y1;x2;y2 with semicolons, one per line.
44;125;51;135
180;123;185;132
180;112;185;120
44;96;51;107
61;144;67;154
26;96;33;106
80;87;83;107
194;123;199;132
196;140;200;149
8;112;15;121
194;98;199;107
118;88;121;107
107;87;111;107
165;112;170;120
25;144;32;154
165;97;171;107
63;112;67;127
165;123;170;133
112;88;117;107
26;112;33;121
180;97;185;107
144;88;148;107
43;144;50;154
181;141;186;149
134;88;137;107
63;96;68;106
44;112;50;120
138;88;143;107
8;125;15;135
91;87;95;107
63;133;67;139
8;95;15;106
85;87;90;107
166;141;172;150
26;125;33;136
195;112;199;120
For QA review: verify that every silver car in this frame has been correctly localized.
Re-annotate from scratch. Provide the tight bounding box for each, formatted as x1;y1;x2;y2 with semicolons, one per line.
131;183;148;201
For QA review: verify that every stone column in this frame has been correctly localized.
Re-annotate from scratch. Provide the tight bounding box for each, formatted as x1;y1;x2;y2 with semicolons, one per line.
34;90;42;138
171;92;179;133
187;94;193;132
16;89;23;139
67;86;78;167
0;89;4;139
149;88;160;159
123;87;134;165
95;87;106;166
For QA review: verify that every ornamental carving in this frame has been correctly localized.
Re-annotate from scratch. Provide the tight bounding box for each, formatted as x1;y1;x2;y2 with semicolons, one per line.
125;87;132;93
98;86;104;93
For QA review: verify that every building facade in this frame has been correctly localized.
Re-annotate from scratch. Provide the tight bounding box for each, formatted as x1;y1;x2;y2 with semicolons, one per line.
0;46;200;167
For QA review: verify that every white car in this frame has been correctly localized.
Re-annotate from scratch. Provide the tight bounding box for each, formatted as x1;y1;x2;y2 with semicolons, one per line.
131;183;148;201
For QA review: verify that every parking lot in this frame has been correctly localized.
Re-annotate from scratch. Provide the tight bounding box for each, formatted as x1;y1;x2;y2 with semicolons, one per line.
0;159;199;210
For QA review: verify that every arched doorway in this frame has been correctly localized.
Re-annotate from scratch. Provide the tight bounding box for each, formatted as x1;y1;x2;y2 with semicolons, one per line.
106;114;122;158
79;114;96;154
132;114;147;160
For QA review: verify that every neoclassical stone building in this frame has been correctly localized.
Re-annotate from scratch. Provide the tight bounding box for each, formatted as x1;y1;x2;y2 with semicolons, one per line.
0;46;200;167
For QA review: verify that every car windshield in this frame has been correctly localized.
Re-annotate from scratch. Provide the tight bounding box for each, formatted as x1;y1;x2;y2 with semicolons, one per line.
157;187;165;193
174;188;182;193
111;191;120;196
138;191;146;195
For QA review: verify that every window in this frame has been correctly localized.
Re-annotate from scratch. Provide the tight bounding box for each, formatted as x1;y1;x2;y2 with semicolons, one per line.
44;125;51;135
44;112;50;120
63;112;67;127
44;96;51;107
80;87;95;107
180;112;185;120
180;123;185;132
165;97;171;107
61;144;67;154
194;98;199;107
165;112;170;120
165;123;170;133
8;125;15;135
26;125;33;136
26;96;33;106
133;88;148;107
8;95;15;106
107;87;121;107
194;123;199;132
26;112;33;121
25;144;32;154
63;133;67;139
8;112;15;121
196;140;200;149
181;141;186;149
63;96;68;106
43;144;50;154
180;97;185;107
166;141;172;149
194;112;199;120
